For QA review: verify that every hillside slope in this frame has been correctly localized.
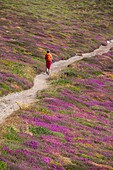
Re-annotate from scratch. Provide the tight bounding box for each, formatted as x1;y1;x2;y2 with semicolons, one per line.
0;47;113;169
0;1;113;169
0;0;113;96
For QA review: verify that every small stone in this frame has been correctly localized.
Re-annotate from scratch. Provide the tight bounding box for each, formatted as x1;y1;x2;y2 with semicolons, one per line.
101;41;107;46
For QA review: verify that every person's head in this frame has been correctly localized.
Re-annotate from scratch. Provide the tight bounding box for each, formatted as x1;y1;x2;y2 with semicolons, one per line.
47;50;50;53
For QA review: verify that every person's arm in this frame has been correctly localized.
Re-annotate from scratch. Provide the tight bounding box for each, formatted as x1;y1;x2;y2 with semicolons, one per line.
50;54;53;60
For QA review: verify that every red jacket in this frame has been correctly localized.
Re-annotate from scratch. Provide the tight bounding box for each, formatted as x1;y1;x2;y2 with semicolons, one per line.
45;53;52;61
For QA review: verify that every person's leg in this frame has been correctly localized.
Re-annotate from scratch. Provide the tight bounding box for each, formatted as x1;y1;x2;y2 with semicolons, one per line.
46;61;49;74
48;69;50;75
46;61;52;75
46;67;48;74
48;61;52;75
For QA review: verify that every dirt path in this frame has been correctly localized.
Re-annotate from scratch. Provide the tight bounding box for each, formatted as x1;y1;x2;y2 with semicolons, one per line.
0;40;113;123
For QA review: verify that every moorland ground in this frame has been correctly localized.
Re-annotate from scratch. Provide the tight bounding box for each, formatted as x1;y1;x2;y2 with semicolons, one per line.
0;0;113;170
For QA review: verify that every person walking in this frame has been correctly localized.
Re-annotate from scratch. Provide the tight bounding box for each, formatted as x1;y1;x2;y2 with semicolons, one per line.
45;50;53;75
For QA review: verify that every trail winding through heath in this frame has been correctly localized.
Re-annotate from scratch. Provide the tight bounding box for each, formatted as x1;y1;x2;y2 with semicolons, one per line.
0;40;113;123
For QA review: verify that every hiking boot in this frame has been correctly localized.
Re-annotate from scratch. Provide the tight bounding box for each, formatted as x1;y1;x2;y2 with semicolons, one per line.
46;68;48;74
48;70;51;75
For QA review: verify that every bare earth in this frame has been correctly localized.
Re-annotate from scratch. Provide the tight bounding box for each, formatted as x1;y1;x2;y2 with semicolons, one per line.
0;40;113;123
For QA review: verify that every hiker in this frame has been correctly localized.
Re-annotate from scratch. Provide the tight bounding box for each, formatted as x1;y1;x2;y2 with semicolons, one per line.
45;50;53;75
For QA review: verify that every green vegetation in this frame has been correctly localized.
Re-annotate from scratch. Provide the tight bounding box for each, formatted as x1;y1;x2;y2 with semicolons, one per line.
0;83;11;91
0;161;7;170
29;126;53;136
5;127;22;142
52;78;70;85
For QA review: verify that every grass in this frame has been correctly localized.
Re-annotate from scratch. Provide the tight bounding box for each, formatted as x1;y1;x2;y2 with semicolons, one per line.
5;127;22;143
91;70;104;76
0;161;7;170
68;85;83;93
52;78;70;85
0;83;11;91
29;126;53;136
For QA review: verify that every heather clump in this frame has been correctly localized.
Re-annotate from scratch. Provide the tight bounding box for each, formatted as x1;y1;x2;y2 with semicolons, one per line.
0;71;33;96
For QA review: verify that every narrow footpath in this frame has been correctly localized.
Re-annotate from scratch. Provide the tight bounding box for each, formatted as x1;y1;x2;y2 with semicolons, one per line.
0;40;113;123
